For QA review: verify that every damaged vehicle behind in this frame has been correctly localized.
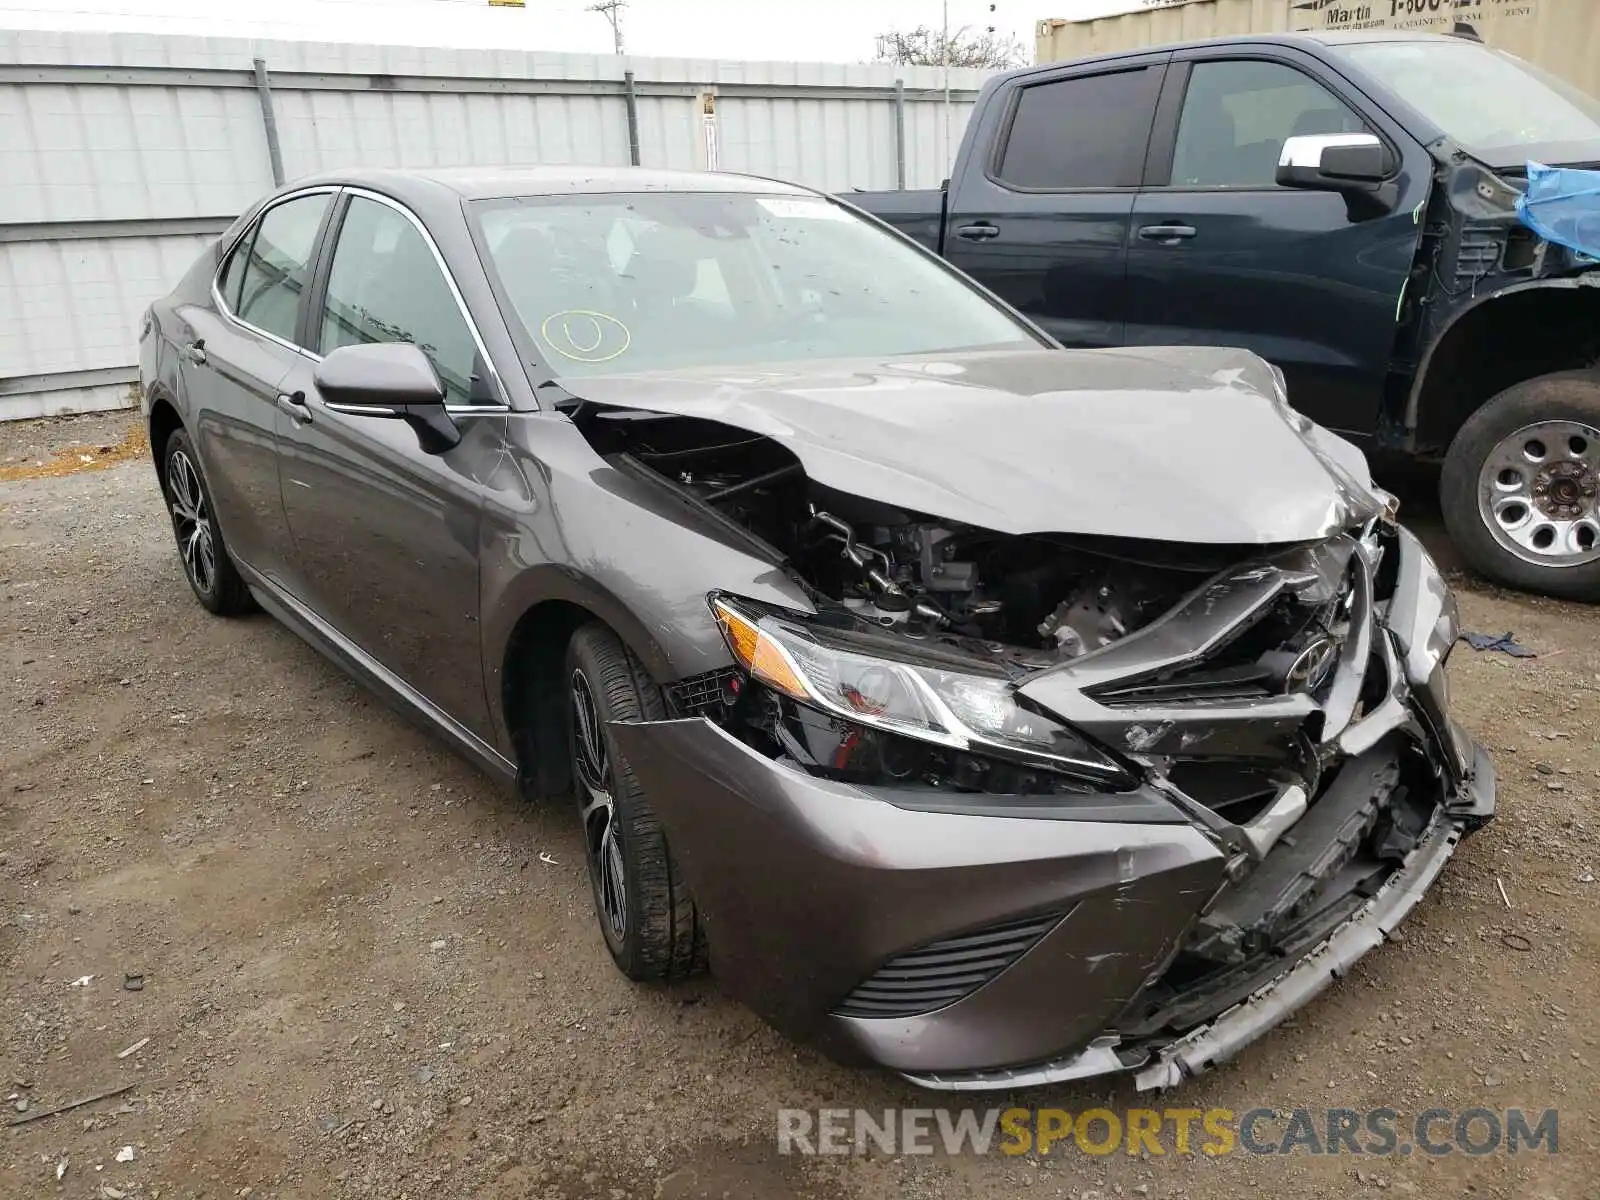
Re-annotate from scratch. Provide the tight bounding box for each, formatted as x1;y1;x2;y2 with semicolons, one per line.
138;166;1495;1091
850;29;1600;601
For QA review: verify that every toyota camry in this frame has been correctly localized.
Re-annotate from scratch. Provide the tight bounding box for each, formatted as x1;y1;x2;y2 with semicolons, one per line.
138;166;1495;1090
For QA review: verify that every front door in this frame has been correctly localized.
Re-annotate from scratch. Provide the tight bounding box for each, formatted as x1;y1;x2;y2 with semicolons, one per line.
1124;52;1428;438
182;190;333;581
277;191;501;740
942;57;1168;348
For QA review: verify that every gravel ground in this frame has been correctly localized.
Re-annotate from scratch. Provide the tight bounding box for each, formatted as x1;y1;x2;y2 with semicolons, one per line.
2;412;1597;1199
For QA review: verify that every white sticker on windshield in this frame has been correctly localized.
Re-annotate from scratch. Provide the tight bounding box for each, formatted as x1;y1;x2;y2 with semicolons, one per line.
756;197;851;221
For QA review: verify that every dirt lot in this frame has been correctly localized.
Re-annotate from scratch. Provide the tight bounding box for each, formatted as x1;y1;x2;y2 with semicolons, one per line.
3;412;1598;1199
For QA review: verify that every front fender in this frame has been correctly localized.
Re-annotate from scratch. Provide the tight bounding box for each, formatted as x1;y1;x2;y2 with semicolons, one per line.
478;415;815;751
1401;272;1600;438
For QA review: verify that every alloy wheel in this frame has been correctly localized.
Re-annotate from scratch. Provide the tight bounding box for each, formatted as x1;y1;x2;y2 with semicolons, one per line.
167;448;218;595
571;668;628;940
1477;420;1600;568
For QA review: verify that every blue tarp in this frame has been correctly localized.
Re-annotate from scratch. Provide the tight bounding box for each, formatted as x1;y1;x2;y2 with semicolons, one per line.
1515;161;1600;263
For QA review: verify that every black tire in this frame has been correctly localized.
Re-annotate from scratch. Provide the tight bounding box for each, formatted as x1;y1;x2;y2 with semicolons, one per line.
160;429;254;616
565;622;707;982
1441;370;1600;602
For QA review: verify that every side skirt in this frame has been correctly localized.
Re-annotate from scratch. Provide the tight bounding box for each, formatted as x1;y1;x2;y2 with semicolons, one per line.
239;568;519;788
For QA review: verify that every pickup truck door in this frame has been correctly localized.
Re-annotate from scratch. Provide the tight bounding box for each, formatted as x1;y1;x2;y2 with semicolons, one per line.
941;54;1169;348
1124;48;1430;440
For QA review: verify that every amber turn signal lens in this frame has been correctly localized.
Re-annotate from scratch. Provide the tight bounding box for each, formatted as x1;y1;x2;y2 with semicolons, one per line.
711;599;811;701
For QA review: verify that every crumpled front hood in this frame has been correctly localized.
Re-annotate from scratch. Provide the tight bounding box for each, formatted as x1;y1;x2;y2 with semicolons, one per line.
568;347;1383;543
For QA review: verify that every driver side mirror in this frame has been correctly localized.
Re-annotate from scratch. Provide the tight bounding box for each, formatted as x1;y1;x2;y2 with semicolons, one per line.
1276;132;1393;193
313;342;460;453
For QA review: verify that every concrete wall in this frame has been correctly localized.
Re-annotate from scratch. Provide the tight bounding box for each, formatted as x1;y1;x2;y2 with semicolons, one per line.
0;29;992;420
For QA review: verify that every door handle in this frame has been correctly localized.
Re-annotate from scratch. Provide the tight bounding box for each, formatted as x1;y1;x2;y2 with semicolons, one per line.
276;392;313;426
1137;223;1198;243
955;222;1001;241
184;340;207;366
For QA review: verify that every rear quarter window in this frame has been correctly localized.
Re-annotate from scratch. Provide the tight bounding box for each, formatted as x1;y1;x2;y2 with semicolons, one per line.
216;232;250;312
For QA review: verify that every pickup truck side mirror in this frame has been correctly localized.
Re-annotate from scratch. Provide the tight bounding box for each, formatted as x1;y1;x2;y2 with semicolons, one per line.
1276;133;1393;193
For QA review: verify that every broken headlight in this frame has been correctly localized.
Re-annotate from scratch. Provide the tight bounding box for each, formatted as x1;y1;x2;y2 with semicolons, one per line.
711;596;1132;790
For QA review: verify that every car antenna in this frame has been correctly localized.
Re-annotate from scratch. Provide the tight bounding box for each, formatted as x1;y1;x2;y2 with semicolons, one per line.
1451;20;1482;41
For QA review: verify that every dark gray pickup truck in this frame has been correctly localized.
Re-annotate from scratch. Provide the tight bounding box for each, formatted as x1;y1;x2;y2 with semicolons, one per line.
848;29;1600;600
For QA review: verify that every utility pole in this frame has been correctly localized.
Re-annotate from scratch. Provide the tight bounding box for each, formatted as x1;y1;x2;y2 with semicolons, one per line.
941;0;951;171
588;0;626;55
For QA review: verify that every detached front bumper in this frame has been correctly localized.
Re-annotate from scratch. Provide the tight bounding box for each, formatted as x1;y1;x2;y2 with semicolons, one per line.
1134;742;1493;1092
612;526;1494;1089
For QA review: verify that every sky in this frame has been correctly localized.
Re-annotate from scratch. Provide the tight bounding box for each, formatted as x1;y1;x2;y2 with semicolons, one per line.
0;0;1148;64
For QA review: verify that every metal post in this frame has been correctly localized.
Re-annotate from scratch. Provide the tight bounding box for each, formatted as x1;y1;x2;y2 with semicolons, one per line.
252;57;285;187
623;69;642;167
894;78;906;190
941;0;951;170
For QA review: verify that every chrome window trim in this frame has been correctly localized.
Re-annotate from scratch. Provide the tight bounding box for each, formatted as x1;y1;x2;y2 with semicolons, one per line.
210;185;341;360
323;401;400;418
338;186;510;412
210;184;511;417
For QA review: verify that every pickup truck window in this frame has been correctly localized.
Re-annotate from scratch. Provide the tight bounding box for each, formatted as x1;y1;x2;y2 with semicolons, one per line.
996;68;1161;191
1170;60;1367;190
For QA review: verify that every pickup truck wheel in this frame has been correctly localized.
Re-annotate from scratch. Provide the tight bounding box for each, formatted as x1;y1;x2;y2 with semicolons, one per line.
565;622;708;982
1441;371;1600;601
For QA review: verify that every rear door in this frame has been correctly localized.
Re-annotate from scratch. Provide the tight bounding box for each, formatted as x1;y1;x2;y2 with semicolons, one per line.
275;189;503;740
942;55;1168;348
181;189;335;580
1124;49;1430;438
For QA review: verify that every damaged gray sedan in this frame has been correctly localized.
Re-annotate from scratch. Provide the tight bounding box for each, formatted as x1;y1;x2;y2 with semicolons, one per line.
138;165;1495;1091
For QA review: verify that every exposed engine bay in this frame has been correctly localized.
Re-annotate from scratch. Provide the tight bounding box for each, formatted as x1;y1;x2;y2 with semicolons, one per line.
585;406;1348;683
560;361;1491;1093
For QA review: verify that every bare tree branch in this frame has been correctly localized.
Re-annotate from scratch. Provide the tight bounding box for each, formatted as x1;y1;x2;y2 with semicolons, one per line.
873;25;1027;70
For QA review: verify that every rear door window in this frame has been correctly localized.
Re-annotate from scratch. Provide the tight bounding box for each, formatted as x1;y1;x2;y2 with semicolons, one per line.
235;194;332;345
995;68;1163;191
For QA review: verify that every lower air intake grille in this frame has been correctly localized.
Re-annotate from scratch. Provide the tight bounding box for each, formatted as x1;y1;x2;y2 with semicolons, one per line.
833;913;1061;1019
666;667;738;719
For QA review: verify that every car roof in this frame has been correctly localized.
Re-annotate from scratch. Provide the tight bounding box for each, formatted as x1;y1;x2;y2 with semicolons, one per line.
1293;29;1480;46
298;164;814;201
1007;28;1474;77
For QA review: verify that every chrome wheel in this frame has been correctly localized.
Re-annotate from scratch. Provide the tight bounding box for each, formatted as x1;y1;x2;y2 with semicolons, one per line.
1478;420;1600;567
167;447;218;595
571;668;627;941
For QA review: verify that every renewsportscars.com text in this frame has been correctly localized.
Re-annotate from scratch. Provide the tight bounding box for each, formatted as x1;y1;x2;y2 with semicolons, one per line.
777;1106;1558;1158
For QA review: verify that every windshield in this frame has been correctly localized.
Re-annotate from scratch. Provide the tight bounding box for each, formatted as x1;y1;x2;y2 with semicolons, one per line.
1334;40;1600;167
470;191;1038;377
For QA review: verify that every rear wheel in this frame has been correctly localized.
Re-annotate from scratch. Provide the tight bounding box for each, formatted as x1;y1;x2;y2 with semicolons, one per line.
161;429;253;615
565;622;706;981
1441;371;1600;601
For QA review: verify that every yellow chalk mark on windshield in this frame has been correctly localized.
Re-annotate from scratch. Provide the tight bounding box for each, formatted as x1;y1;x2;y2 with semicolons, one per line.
541;309;632;363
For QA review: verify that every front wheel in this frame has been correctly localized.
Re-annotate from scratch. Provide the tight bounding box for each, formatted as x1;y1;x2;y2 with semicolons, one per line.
1441;371;1600;601
565;622;707;982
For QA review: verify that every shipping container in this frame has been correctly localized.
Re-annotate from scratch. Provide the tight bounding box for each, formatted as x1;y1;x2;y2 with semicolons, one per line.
1036;0;1600;98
